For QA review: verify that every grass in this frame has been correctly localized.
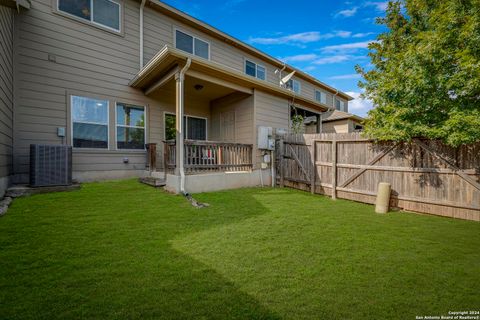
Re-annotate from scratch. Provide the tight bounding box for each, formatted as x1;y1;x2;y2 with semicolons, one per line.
0;179;478;319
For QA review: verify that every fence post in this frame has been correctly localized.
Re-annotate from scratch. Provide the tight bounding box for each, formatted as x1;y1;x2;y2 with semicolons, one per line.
331;137;337;200
279;138;284;188
146;143;157;172
311;140;316;194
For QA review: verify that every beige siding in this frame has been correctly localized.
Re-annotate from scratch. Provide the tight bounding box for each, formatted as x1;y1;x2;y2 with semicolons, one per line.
254;90;289;130
322;119;351;133
209;93;254;144
13;0;155;182
254;90;289;168
0;5;14;181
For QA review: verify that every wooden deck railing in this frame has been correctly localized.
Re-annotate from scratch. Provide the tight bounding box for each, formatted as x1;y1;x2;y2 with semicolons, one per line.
164;140;253;174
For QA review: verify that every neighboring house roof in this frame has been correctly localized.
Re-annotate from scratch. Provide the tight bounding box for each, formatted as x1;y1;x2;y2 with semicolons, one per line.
321;110;364;123
146;0;353;101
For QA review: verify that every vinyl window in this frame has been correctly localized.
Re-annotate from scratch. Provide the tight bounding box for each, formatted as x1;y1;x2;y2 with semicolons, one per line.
335;99;345;111
245;60;266;80
315;90;327;104
286;79;301;94
116;103;146;149
175;30;210;59
71;96;109;149
58;0;121;32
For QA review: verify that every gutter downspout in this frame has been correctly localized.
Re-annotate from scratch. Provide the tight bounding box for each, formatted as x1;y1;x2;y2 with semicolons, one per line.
139;0;147;69
176;58;191;194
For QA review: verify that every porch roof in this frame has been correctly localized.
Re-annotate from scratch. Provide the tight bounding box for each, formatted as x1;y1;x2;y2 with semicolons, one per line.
129;46;334;113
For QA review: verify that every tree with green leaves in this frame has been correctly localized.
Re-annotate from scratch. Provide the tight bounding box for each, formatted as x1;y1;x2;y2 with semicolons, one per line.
356;0;480;147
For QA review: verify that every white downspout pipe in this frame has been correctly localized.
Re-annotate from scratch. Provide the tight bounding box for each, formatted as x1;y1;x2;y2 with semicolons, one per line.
176;58;191;194
139;0;147;69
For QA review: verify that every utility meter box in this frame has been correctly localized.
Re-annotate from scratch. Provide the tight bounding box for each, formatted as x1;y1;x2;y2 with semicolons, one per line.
257;126;275;150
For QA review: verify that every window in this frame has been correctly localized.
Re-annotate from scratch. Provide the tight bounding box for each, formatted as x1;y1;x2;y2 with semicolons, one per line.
245;60;266;80
335;99;345;111
116;103;145;149
187;116;207;140
165;113;207;141
354;124;364;131
286;79;301;94
315;90;327;104
58;0;121;32
71;96;109;149
175;30;209;59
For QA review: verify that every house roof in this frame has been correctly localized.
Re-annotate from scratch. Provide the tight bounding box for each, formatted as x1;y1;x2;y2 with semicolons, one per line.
321;110;364;123
130;45;334;113
145;0;354;101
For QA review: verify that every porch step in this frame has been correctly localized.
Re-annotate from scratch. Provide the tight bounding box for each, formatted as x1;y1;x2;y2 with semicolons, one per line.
139;177;166;188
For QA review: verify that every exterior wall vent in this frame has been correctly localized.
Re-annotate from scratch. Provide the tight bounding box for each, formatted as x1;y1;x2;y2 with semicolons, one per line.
30;145;72;187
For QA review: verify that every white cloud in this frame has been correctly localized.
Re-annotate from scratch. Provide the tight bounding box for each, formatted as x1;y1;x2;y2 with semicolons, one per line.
329;73;362;80
280;53;366;66
352;32;375;38
248;30;356;45
249;32;323;45
279;54;319;63
335;30;353;38
364;1;389;12
321;40;374;53
313;55;353;65
335;7;358;17
346;91;374;116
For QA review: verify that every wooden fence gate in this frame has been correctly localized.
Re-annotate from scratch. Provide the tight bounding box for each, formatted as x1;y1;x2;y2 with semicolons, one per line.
276;133;480;221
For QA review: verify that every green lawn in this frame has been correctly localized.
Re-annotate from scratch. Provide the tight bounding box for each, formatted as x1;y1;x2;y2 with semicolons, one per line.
0;180;478;319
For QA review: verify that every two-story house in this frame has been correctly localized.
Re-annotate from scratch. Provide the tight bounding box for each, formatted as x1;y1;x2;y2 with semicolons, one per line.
0;0;353;195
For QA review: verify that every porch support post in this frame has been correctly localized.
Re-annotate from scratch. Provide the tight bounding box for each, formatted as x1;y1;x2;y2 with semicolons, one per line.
174;58;192;186
174;72;185;176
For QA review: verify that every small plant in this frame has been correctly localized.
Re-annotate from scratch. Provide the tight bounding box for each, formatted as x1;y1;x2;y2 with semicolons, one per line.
291;106;304;134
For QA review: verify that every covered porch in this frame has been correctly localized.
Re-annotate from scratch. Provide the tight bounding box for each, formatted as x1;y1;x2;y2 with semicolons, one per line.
130;47;259;191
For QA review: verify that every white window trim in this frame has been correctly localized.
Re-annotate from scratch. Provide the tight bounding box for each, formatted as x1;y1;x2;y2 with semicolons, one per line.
56;0;122;33
70;95;110;150
173;27;211;60
115;103;147;151
244;59;266;80
164;111;208;141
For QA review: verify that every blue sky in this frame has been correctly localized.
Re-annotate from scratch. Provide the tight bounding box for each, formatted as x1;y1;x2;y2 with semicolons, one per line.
162;0;388;116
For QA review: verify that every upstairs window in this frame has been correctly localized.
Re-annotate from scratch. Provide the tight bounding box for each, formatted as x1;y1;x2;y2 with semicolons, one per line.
315;90;327;104
335;99;346;111
71;96;109;149
116;103;145;150
286;79;301;94
245;60;266;80
175;30;210;59
58;0;121;32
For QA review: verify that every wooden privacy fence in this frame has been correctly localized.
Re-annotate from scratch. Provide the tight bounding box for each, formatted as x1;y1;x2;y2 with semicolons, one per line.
277;133;480;221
